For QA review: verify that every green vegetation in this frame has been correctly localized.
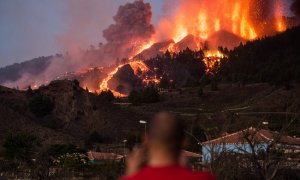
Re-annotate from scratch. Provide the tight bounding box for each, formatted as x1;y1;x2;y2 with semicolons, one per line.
29;95;54;117
3;132;38;162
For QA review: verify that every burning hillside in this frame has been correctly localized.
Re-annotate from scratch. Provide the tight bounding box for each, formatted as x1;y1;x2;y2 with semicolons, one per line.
0;0;299;96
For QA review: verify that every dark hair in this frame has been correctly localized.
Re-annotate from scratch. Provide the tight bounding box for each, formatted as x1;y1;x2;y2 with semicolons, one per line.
149;112;185;158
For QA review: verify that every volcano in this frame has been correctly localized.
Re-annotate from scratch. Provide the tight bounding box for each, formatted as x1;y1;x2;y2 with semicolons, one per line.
207;30;246;49
136;29;245;60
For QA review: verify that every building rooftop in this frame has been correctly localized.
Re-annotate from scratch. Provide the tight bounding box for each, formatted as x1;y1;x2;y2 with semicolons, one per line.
202;127;300;146
87;151;124;161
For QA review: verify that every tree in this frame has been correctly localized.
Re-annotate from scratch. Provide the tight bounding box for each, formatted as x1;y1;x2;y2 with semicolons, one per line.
128;88;160;104
164;50;172;61
72;79;80;87
48;144;85;158
203;118;300;180
29;95;54;117
3;132;38;162
140;87;160;103
159;77;169;89
26;86;33;96
128;90;142;105
198;88;204;97
99;90;115;102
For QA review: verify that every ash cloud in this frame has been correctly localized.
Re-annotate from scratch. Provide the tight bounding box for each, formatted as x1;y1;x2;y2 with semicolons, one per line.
102;0;155;60
54;0;155;74
1;0;156;89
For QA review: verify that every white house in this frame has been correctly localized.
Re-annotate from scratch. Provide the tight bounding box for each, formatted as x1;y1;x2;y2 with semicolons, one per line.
201;127;300;163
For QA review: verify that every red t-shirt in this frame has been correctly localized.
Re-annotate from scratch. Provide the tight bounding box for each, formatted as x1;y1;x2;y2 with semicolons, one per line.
121;165;216;180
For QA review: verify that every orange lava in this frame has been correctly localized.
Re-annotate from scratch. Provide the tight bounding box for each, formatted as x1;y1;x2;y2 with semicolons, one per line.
155;0;287;42
98;61;150;97
203;50;225;73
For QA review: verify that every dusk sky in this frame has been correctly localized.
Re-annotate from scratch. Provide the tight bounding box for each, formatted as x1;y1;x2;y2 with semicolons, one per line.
0;0;164;67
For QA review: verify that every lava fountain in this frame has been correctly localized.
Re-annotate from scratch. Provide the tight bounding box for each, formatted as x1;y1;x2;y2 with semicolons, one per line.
156;0;288;43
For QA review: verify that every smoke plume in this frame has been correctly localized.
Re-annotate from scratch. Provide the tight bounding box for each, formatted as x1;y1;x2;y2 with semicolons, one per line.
102;0;155;60
1;0;156;89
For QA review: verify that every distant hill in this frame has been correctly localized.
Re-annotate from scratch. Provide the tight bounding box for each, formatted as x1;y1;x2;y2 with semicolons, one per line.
0;55;58;84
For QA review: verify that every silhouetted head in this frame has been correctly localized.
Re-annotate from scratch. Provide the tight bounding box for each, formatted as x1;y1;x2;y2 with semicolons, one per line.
148;112;185;159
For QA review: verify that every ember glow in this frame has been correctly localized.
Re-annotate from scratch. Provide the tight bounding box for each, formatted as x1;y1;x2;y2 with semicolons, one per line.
275;0;287;32
204;50;225;73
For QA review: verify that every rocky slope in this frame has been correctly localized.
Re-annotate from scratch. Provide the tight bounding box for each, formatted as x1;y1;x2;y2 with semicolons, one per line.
0;80;143;148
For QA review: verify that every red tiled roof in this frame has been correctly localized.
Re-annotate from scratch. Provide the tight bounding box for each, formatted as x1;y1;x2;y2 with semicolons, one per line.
181;150;201;158
87;151;123;161
202;127;300;146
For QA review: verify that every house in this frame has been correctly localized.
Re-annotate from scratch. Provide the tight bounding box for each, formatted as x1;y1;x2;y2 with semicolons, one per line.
181;150;202;170
87;151;124;164
201;127;300;163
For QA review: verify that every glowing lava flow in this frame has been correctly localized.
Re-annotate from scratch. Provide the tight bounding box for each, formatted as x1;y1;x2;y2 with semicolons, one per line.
98;61;149;97
98;64;127;97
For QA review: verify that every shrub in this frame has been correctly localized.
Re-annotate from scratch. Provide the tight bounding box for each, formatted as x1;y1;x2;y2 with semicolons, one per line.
99;90;115;102
29;95;54;117
128;87;160;104
53;152;88;167
159;77;169;89
48;144;85;158
26;86;34;96
3;132;38;161
198;88;204;97
140;87;160;103
128;90;142;105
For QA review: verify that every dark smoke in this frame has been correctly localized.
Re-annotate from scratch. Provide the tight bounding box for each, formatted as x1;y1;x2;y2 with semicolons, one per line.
1;0;156;89
102;0;155;60
291;0;300;17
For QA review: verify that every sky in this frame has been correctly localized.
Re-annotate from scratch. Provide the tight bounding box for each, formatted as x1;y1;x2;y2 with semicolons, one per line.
0;0;294;68
0;0;164;67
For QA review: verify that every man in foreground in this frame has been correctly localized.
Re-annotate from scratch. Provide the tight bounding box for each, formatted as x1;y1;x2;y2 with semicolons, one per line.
121;112;216;180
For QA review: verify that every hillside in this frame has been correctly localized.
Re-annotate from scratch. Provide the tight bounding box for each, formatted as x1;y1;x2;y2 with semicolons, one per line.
220;26;300;86
128;83;300;138
0;80;143;148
